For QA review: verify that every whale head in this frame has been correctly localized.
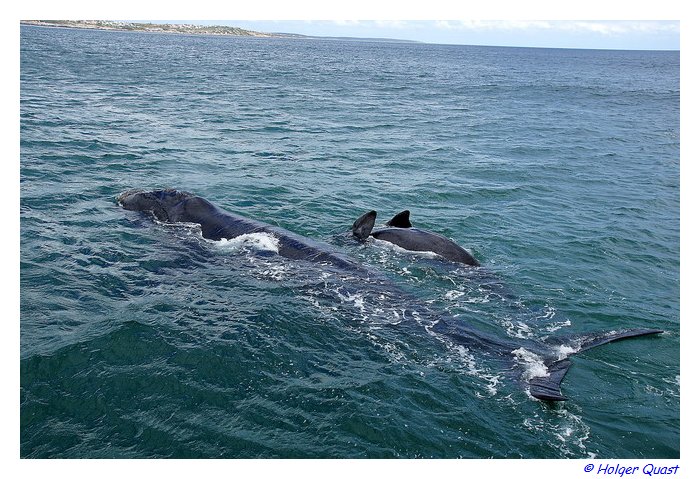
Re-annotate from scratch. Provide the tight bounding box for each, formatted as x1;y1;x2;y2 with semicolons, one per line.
118;188;194;221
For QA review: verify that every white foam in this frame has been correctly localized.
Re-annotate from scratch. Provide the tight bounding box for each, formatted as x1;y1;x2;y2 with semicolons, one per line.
544;319;571;333
451;345;503;396
536;304;557;321
552;408;592;457
556;344;579;360
512;347;549;380
336;291;367;315
445;290;465;300
501;319;534;339
213;232;280;254
523;408;592;457
256;263;289;281
484;374;501;396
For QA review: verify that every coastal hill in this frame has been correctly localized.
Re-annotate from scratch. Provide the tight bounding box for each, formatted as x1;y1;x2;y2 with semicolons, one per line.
20;20;283;38
20;20;419;43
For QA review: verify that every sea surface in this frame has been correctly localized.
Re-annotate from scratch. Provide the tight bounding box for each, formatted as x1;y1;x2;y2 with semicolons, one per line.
19;25;680;459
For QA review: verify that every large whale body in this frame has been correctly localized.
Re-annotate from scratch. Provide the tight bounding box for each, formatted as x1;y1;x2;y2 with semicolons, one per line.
352;210;480;266
119;188;663;401
119;188;363;272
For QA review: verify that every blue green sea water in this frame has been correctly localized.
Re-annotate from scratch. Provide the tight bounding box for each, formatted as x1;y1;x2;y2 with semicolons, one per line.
20;25;679;459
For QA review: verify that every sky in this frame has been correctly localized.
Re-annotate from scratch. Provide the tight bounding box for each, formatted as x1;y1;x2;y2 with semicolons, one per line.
157;20;680;50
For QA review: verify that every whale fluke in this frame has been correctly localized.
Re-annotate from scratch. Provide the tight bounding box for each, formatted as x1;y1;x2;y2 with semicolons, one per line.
529;359;572;401
529;328;664;401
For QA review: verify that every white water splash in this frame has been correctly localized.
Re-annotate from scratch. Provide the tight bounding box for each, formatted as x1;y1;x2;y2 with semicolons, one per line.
522;408;592;458
255;262;289;281
213;232;280;254
512;347;549;381
552;408;592;457
544;319;571;333
337;291;367;316
501;318;535;339
556;344;579;360
445;290;465;300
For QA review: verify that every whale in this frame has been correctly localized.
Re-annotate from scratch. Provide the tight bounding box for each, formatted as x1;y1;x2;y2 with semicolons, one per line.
352;210;480;266
119;188;365;273
118;188;663;401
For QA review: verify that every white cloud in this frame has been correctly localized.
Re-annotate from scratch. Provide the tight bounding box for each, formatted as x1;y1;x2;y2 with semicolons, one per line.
563;21;679;36
330;20;363;26
458;20;554;31
432;20;678;36
328;20;415;30
372;20;411;29
433;20;458;30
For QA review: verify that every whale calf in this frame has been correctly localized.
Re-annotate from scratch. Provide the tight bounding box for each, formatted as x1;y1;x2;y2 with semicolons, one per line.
119;189;663;401
352;210;480;266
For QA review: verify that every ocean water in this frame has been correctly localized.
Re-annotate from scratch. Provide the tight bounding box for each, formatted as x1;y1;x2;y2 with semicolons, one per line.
20;25;679;459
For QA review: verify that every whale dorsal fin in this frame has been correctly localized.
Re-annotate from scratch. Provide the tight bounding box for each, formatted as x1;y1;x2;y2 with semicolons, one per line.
352;210;377;241
387;210;412;228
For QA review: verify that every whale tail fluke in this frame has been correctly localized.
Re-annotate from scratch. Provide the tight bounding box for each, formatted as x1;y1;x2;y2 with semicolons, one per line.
529;359;572;401
528;328;664;401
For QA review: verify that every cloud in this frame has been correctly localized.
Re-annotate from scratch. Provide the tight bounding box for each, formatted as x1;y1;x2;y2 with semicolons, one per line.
560;21;679;35
459;20;553;31
329;20;363;27
433;20;553;31
432;20;679;36
372;20;411;29
328;20;415;30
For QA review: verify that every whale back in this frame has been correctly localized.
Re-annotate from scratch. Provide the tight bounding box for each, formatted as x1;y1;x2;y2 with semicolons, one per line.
371;227;480;266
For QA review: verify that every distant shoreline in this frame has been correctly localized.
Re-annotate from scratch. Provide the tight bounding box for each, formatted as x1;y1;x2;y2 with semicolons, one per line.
20;20;420;44
20;20;283;38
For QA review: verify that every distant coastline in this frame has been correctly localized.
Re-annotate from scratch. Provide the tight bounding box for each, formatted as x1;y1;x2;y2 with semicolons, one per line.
20;20;420;43
20;20;283;38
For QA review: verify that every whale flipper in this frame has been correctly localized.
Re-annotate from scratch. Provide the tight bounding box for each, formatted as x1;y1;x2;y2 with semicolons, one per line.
528;328;664;401
352;210;377;241
387;210;412;228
